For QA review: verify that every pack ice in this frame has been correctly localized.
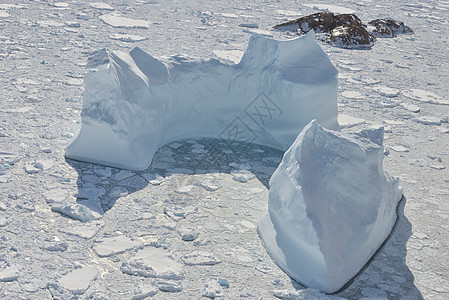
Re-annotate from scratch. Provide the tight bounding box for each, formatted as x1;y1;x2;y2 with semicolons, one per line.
258;120;403;293
65;32;339;170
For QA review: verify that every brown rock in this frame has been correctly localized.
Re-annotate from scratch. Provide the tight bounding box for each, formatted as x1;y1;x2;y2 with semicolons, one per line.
368;19;413;37
274;12;363;34
330;24;375;49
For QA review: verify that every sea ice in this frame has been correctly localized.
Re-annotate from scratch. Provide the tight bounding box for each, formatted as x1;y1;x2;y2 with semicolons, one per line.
65;32;339;170
109;33;148;42
58;266;98;295
121;246;184;280
99;13;151;29
92;235;142;257
258;120;403;293
51;201;102;222
302;3;355;14
403;89;448;105
337;114;366;128
0;267;19;282
181;250;221;266
152;279;183;292
90;2;115;11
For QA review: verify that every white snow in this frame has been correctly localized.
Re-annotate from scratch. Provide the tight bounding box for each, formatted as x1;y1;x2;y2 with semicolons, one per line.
66;32;339;170
59;266;98;294
258;120;403;293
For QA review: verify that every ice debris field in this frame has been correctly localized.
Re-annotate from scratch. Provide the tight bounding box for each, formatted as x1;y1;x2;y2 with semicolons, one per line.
1;0;449;299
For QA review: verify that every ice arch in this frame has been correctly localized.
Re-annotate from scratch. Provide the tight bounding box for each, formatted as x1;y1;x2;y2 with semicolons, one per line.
65;32;339;170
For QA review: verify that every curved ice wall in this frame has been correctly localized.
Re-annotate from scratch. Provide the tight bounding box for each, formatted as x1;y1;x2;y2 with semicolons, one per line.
66;32;339;170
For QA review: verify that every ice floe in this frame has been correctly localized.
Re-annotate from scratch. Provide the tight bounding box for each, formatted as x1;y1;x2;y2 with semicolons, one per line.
403;89;448;105
99;13;151;29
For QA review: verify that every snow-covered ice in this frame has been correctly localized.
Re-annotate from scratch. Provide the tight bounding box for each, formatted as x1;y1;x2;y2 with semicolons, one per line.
65;32;339;170
258;120;403;293
121;246;184;279
403;89;448;105
58;266;98;295
181;250;222;266
99;13;151;29
92;235;142;257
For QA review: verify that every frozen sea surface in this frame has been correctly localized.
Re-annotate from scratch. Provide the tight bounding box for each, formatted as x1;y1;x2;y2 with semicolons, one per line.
0;0;448;299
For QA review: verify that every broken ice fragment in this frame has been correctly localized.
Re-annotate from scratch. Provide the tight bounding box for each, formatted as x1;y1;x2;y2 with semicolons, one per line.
109;33;148;42
132;284;158;299
58;221;104;239
258;120;403;293
415;116;441;125
402;89;448;105
90;2;114;11
152;279;183;292
203;279;225;298
58;266;98;295
51;201;102;222
99;13;150;28
181;250;221;266
231;170;255;183
92;235;142;257
177;227;199;241
337;114;366;128
121;247;184;280
0;267;19;282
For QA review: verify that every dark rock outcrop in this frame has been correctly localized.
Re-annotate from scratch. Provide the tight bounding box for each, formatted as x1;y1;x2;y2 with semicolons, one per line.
329;24;375;49
274;12;363;34
368;19;414;37
274;12;374;49
274;13;413;49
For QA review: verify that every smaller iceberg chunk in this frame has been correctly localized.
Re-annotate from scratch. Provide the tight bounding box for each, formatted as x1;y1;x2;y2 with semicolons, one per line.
258;120;402;293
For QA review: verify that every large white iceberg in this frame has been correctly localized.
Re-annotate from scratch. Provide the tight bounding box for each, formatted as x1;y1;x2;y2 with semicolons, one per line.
65;32;339;170
258;120;403;293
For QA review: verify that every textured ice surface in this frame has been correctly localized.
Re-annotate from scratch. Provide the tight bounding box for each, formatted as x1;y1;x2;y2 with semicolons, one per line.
121;246;184;279
65;32;339;170
58;267;98;295
258;120;403;293
92;235;142;257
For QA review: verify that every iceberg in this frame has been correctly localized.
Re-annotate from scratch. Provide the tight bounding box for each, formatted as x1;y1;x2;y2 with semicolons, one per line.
65;32;339;170
258;120;403;293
